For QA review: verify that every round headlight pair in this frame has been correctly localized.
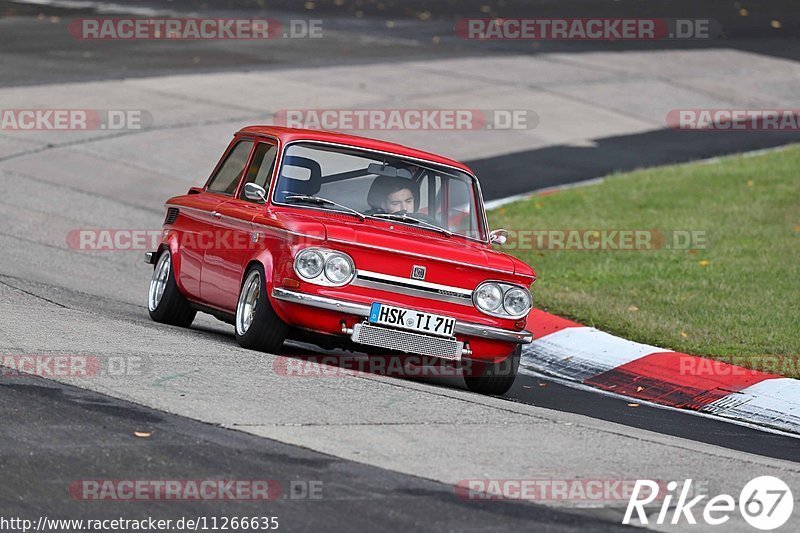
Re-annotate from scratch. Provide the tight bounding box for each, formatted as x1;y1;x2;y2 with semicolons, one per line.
474;281;532;318
294;248;355;286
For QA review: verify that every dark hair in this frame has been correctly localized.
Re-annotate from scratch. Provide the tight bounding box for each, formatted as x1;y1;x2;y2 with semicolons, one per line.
367;176;416;209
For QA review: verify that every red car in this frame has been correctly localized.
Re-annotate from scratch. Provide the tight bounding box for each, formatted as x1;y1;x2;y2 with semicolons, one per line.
146;126;535;394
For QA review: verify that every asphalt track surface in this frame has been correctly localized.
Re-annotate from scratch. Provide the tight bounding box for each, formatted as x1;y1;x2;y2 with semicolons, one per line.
1;373;628;532
1;1;800;531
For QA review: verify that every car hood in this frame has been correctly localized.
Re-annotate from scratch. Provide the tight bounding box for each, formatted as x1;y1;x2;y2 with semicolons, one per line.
323;216;517;275
262;209;537;280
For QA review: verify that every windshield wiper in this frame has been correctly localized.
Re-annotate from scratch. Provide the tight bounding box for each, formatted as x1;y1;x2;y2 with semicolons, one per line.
285;195;365;220
370;213;452;237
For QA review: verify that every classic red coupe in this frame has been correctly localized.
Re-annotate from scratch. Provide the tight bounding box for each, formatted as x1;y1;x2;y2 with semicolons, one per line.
146;126;535;394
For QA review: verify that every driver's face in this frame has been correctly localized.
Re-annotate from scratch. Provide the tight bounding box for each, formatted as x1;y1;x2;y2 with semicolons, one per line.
382;188;414;214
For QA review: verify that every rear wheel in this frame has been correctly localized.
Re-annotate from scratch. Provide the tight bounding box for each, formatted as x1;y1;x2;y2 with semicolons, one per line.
235;264;289;353
148;250;196;327
463;346;520;396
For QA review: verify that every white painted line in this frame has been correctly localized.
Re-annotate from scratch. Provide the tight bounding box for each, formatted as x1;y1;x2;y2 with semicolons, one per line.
697;143;796;165
519;366;800;440
521;326;666;382
484;178;605;211
484;144;797;212
703;378;800;434
9;0;179;16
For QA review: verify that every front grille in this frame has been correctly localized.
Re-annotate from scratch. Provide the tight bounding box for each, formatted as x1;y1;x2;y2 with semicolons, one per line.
353;272;473;306
164;207;180;225
351;323;463;361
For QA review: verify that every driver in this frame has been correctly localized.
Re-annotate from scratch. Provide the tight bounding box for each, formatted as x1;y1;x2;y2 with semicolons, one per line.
381;182;415;214
366;176;417;215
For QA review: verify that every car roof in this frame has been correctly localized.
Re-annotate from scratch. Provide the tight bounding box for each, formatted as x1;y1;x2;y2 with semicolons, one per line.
237;125;474;174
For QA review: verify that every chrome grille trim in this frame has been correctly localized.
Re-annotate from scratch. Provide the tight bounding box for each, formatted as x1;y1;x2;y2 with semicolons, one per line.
353;270;473;306
351;323;463;361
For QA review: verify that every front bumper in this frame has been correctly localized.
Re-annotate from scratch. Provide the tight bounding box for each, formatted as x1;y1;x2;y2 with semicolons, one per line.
271;287;533;344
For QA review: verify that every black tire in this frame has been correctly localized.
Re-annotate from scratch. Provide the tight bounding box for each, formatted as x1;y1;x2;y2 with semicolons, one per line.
147;250;196;327
463;346;521;395
234;264;289;353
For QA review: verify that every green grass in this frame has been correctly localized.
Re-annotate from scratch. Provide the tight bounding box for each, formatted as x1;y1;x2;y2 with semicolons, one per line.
489;146;800;376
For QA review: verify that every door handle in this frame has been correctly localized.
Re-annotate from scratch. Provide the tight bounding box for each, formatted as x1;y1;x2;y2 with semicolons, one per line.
211;211;221;218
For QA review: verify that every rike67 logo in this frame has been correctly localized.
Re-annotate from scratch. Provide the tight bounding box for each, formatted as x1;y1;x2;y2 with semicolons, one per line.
624;476;794;530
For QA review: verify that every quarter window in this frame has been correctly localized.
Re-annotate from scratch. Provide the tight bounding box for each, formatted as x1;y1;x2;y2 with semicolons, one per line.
239;142;278;201
207;141;254;195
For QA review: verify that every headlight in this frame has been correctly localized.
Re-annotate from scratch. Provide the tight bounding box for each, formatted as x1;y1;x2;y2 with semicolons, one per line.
503;287;531;316
324;255;353;284
475;283;503;312
294;248;355;286
474;281;532;318
295;249;324;279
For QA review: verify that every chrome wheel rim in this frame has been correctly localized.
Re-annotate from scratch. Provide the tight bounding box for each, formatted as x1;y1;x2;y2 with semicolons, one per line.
148;251;170;311
236;270;261;336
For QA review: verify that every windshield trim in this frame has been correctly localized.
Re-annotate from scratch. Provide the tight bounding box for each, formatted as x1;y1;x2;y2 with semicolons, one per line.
269;139;490;244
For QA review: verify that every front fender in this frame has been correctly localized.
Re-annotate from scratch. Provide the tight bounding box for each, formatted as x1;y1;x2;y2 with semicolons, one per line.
246;248;299;325
159;232;186;295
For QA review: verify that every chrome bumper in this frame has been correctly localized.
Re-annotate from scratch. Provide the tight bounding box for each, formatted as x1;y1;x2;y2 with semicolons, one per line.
271;287;533;344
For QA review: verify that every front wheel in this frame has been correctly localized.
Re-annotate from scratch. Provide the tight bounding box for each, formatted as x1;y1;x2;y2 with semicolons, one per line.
234;264;289;353
148;250;196;327
463;346;521;396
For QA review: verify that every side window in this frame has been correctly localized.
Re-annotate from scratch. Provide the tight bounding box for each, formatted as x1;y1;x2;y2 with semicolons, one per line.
207;141;254;195
239;142;278;201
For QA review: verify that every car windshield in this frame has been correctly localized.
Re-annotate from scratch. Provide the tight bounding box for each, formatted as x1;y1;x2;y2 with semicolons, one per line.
273;142;487;241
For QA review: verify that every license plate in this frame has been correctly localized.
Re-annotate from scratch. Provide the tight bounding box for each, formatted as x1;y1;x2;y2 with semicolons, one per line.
369;303;456;337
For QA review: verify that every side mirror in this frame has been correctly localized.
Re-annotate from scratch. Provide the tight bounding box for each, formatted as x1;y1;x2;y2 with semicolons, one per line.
489;229;508;245
244;182;267;203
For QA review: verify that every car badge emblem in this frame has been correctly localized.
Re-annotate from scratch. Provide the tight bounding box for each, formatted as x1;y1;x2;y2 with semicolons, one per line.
411;265;426;280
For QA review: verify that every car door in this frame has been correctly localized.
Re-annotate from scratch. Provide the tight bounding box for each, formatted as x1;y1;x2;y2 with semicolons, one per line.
170;139;253;301
170;191;227;301
200;140;279;311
